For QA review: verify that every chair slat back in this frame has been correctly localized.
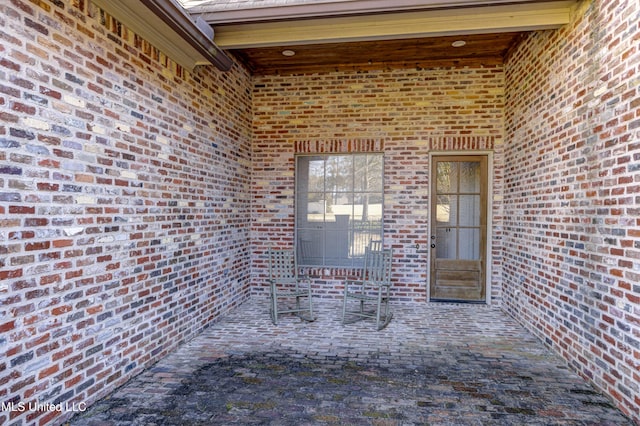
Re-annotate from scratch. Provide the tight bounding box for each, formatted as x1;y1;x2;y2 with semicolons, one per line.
368;240;382;253
363;241;392;285
268;248;296;281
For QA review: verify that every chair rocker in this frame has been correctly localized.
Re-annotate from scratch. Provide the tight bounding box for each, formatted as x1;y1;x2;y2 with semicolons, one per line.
268;247;315;325
342;241;394;330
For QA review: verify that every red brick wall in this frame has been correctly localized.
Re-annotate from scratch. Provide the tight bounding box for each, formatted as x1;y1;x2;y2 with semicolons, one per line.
0;1;252;424
251;68;505;301
503;0;640;421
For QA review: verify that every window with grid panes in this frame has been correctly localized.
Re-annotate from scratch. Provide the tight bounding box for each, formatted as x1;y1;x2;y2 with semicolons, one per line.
295;154;384;267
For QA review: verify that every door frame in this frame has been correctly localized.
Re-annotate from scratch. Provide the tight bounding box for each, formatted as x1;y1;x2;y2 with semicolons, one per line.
426;151;494;305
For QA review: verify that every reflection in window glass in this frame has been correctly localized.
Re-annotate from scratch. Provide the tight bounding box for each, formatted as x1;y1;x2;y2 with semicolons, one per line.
296;154;384;267
436;228;457;259
459;195;480;226
459;162;480;193
436;195;456;226
459;228;480;259
437;162;458;194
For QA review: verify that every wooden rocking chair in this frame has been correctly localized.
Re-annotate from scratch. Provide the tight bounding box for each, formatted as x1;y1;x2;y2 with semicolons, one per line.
268;247;315;325
342;241;394;330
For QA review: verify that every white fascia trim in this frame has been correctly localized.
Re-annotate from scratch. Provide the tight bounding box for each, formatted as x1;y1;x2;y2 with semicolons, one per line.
191;0;571;24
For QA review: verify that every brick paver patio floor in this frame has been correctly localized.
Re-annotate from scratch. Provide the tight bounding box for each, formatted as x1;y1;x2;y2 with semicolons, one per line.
69;299;632;425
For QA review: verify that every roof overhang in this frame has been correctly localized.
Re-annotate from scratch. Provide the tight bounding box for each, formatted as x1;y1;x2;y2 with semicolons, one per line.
92;0;233;71
204;1;577;49
186;0;572;24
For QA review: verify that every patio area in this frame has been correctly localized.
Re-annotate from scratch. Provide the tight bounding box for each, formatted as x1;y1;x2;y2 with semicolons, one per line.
67;299;631;425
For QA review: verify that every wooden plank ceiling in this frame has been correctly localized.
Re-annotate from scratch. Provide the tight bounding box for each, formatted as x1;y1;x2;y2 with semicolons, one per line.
230;33;524;75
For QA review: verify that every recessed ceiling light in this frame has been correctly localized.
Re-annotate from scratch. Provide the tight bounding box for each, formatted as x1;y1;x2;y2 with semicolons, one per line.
282;49;296;57
451;40;466;48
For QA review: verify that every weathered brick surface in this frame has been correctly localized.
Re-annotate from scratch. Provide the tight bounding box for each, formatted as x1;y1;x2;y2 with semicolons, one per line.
0;1;252;424
503;0;640;422
252;69;505;302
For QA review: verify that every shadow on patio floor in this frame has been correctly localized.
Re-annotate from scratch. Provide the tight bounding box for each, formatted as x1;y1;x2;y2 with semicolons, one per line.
69;299;632;425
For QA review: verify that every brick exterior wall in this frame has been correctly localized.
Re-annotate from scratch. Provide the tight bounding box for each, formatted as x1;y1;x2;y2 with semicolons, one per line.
251;69;505;301
503;0;640;422
0;1;252;424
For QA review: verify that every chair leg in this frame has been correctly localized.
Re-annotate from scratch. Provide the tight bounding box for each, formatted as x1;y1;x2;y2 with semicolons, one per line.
376;289;382;330
270;285;278;325
376;287;392;330
294;295;303;320
342;284;348;324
